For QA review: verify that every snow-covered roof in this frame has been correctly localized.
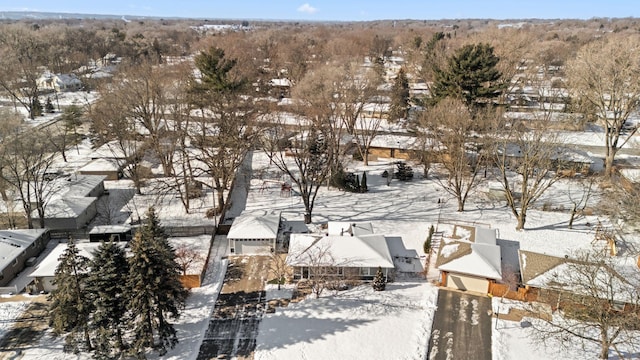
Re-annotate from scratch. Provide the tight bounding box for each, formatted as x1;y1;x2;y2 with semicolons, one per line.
369;134;418;150
436;227;502;280
327;222;374;237
63;174;106;198
89;224;132;234
91;140;142;160
0;229;48;272
227;212;280;240
286;231;394;269
522;251;640;303
29;242;127;278
44;197;97;218
269;78;292;87
78;158;122;172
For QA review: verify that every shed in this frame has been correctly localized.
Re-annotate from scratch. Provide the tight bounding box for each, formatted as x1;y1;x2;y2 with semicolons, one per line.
89;225;132;242
228;213;281;255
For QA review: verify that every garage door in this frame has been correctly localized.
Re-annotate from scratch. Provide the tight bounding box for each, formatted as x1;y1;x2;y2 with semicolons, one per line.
446;274;489;293
236;241;272;255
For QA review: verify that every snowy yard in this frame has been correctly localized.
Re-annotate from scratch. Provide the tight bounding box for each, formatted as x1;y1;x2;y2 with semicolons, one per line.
1;148;639;359
255;282;437;360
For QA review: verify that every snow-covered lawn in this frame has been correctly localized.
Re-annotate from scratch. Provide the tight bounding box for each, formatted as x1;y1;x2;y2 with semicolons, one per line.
255;281;438;360
0;301;29;340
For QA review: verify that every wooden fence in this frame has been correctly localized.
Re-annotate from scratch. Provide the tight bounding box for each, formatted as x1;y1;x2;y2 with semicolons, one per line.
0;285;19;295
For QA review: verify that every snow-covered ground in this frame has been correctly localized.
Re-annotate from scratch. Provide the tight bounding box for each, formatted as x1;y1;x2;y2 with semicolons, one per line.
0;301;29;340
255;281;438;360
1;148;638;359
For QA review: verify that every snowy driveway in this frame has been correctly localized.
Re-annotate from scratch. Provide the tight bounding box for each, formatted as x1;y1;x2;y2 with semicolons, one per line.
428;289;492;360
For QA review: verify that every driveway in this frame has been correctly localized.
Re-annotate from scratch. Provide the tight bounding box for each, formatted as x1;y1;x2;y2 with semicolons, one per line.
197;256;271;360
427;289;492;360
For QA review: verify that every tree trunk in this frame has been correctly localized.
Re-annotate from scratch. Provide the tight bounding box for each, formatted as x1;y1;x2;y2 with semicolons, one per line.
516;212;526;231
604;151;615;178
568;203;577;229
600;336;610;359
457;197;464;212
304;212;312;224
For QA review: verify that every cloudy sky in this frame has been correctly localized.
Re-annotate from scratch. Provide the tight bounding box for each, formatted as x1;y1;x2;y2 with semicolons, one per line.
4;0;638;21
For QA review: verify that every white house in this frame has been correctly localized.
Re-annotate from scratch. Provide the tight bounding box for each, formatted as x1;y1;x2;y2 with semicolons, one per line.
37;71;82;92
29;241;127;292
286;222;395;280
228;212;281;255
436;226;502;293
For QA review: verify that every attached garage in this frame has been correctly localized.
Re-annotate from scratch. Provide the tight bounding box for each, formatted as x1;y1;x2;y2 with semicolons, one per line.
233;240;274;255
445;273;490;293
436;226;503;295
227;212;280;255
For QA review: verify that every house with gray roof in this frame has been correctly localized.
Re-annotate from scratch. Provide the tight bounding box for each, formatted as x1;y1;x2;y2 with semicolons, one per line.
0;229;49;290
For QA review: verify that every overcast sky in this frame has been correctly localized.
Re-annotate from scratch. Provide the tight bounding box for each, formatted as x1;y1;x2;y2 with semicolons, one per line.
4;1;639;21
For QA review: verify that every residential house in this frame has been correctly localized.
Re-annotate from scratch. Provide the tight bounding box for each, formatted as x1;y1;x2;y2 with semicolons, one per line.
29;241;124;292
228;212;281;255
518;250;640;310
286;222;395;281
368;134;418;160
37;71;82;92
0;229;50;289
436;226;502;293
31;174;106;230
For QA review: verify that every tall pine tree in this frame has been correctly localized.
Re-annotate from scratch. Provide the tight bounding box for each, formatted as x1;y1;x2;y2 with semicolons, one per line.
431;43;504;112
49;238;93;353
127;207;188;358
389;67;410;121
87;240;129;358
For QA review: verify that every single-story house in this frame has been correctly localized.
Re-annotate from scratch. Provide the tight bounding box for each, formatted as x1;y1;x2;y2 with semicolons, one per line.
286;222;395;281
436;226;502;294
518;250;640;310
498;143;593;175
228;212;281;255
78;158;124;180
368;134;418;160
29;241;124;293
31;174;106;230
89;225;132;242
37;72;82;92
0;229;50;288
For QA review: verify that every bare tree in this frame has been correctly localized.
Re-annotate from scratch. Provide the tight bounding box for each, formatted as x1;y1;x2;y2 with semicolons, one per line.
567;34;640;178
421;98;487;211
269;253;290;291
0;26;49;119
174;243;205;276
566;176;597;229
531;250;640;359
491;110;566;230
264;117;332;224
0;128;59;228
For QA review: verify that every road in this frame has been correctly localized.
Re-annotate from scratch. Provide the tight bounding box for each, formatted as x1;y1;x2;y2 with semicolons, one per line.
427;289;492;360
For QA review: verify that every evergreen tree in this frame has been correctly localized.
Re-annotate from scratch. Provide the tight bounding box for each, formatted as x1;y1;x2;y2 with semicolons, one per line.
431;43;504;111
49;238;93;353
45;97;55;113
389;67;410;120
372;267;386;291
87;240;129;358
360;171;368;193
127;207;188;358
31;97;43;117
